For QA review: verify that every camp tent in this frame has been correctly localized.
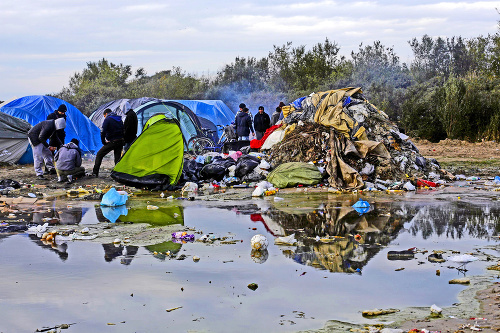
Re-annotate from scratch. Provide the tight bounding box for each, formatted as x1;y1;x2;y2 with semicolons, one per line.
89;97;159;128
110;114;184;189
167;100;235;142
134;100;204;146
0;96;102;153
90;99;235;143
0;112;32;164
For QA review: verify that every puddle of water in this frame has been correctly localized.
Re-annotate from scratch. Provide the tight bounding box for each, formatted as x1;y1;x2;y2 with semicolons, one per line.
0;195;499;332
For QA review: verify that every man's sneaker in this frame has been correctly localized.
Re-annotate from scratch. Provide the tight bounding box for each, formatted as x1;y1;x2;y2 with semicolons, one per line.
67;175;74;184
57;176;65;183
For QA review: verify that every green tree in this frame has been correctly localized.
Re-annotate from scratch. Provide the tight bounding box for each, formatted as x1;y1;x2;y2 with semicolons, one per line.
55;58;135;114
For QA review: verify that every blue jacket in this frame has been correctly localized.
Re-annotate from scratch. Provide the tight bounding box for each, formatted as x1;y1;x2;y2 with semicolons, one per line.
235;112;253;137
101;113;124;144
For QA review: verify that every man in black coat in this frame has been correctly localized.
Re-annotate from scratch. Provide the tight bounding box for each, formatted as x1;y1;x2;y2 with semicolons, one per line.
46;104;67;149
123;108;138;153
234;107;254;141
28;118;66;179
253;106;270;140
91;109;124;177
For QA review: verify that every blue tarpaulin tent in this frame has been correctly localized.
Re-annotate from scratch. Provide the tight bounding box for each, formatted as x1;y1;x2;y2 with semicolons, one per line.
90;98;235;142
0;96;102;154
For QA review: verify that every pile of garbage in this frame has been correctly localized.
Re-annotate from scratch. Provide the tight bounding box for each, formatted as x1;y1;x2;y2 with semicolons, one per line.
180;87;454;192
268;87;447;189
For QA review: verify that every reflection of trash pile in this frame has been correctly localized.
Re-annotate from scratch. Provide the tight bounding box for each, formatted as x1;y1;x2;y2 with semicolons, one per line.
268;87;443;189
268;201;403;273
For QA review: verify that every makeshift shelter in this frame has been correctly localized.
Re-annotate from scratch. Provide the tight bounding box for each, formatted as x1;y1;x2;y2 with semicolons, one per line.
134;100;204;146
89;97;159;128
171;100;235;142
0;112;32;164
0;96;102;153
110;114;184;189
90;99;235;143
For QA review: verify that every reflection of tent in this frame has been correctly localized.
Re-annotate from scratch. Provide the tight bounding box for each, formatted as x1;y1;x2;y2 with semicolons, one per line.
0;96;102;153
119;204;184;226
111;115;184;189
0;112;32;164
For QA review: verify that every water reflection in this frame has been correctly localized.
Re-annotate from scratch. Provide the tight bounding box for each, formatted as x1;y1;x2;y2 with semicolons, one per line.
264;200;500;273
102;243;139;265
1;199;500;271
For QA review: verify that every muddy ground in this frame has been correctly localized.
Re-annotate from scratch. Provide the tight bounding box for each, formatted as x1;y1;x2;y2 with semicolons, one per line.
2;138;500;192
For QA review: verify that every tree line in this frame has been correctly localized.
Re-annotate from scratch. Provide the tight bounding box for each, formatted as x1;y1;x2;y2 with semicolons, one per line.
54;20;500;143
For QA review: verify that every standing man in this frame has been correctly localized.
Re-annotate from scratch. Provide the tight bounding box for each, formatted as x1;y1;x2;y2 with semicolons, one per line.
271;101;285;125
123;108;138;153
91;109;124;177
54;138;85;184
253;106;271;140
234;107;254;141
27;118;66;179
235;103;246;120
47;104;67;149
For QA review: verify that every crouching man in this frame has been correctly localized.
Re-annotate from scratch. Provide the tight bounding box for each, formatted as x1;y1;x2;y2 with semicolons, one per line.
54;138;85;183
27;118;66;179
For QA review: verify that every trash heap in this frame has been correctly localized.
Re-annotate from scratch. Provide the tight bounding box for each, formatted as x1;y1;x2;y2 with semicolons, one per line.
267;87;448;190
179;87;455;192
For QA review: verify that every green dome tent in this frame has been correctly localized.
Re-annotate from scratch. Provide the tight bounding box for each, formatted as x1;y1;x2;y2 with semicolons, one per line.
110;114;184;189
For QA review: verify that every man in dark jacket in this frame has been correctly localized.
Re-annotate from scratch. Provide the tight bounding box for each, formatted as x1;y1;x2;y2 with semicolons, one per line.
91;109;124;177
54;138;85;183
253;106;271;140
270;101;285;125
46;104;67;149
123;108;138;153
28;118;66;179
234;107;254;141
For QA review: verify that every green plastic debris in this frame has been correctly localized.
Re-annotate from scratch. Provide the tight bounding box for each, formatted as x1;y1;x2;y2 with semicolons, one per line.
267;162;322;188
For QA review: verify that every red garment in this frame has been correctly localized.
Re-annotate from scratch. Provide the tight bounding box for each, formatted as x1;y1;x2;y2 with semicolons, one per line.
250;124;282;149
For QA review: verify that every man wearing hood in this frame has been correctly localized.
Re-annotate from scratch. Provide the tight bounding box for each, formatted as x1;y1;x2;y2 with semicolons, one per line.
27;118;66;179
91;109;124;177
54;138;85;183
123;108;138;153
46;104;67;149
234;107;254;141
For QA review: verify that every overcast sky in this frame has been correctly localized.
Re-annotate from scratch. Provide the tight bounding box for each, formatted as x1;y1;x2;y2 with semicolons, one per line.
0;0;498;101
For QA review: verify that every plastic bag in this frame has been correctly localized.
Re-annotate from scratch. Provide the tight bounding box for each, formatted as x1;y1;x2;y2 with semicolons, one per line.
100;188;128;206
258;160;270;170
235;155;260;178
101;205;128;223
200;158;236;181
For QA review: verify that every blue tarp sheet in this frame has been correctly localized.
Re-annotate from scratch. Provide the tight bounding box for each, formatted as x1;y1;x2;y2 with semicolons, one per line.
169;100;235;138
90;98;235;140
0;95;102;153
